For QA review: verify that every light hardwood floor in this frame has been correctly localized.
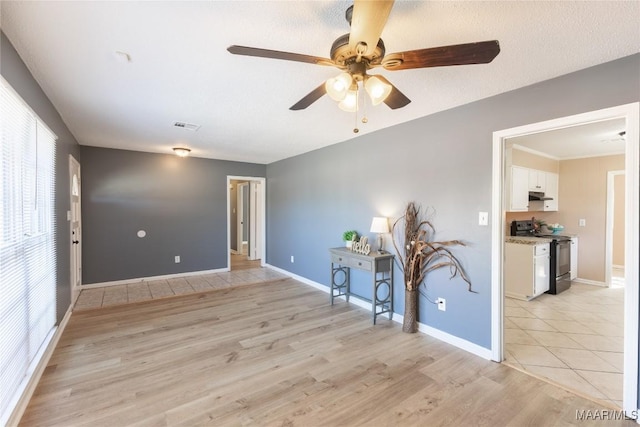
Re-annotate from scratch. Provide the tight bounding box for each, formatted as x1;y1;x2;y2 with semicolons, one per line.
21;278;634;426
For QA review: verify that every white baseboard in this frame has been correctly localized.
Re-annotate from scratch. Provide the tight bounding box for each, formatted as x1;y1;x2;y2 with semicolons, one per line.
573;278;608;287
6;306;73;426
264;264;492;360
83;267;229;289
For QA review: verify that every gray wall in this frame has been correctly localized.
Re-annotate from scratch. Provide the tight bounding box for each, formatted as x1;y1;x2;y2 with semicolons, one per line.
266;53;640;350
80;147;265;283
1;31;82;323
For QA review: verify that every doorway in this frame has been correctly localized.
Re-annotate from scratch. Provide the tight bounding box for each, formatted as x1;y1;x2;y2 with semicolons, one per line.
491;103;639;412
69;155;82;304
227;176;266;271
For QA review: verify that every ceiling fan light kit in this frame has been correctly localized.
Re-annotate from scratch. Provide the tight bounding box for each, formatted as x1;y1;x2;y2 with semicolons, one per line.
227;0;500;127
325;72;353;101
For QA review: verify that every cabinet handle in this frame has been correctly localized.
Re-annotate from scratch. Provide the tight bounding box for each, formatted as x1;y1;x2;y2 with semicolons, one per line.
358;262;362;266
338;257;343;261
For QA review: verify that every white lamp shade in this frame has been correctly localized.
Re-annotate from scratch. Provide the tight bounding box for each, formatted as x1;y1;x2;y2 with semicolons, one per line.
370;217;389;233
325;73;353;101
338;89;359;112
364;75;392;106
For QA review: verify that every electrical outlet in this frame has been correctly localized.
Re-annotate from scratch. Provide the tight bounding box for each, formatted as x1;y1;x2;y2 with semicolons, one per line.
175;255;180;263
437;297;446;312
290;255;294;263
579;219;586;227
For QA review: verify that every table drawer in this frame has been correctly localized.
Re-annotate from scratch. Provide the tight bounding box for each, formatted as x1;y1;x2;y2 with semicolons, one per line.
350;258;372;271
331;253;348;264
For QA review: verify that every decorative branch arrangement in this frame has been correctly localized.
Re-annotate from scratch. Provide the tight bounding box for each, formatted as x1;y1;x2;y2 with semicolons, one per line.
392;202;474;332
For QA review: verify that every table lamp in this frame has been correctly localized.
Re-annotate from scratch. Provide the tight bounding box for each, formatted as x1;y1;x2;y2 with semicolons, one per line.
370;217;389;253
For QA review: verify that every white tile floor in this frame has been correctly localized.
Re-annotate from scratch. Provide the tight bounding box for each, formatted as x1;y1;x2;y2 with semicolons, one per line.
74;266;287;311
504;279;624;408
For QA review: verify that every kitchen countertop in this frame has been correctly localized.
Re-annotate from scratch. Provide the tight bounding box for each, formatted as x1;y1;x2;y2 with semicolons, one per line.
505;236;553;245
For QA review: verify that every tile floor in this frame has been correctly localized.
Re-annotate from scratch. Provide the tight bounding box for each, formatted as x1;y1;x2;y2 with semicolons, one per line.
504;280;624;408
74;266;287;311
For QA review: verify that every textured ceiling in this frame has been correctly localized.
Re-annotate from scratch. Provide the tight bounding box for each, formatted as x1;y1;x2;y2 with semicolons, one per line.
1;1;639;164
508;118;627;160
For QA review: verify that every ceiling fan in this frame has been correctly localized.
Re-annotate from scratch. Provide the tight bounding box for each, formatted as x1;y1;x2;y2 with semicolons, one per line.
227;0;500;114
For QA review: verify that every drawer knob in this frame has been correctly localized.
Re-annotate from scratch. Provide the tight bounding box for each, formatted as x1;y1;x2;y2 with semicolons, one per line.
338;257;343;261
358;262;362;266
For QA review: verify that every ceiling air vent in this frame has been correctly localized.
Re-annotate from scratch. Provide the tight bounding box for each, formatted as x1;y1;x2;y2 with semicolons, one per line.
173;121;201;132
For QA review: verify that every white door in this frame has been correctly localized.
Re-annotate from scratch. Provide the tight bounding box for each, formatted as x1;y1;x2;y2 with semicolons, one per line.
248;181;262;260
237;182;248;255
69;155;82;303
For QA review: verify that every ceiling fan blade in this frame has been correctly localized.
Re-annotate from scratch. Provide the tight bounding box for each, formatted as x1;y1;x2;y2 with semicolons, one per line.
374;75;411;109
349;0;395;57
227;45;334;66
290;83;327;110
382;40;500;71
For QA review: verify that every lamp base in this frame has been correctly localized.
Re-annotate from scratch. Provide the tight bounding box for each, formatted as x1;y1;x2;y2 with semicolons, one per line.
376;234;384;254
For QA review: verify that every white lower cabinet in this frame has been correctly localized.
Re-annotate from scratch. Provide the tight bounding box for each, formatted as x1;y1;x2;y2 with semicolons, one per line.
505;242;550;300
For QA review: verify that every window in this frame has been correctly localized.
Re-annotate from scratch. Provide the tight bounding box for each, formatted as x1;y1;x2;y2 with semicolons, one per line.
1;78;57;425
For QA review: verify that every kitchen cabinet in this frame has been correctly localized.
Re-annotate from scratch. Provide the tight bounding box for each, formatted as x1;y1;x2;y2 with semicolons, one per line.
507;166;560;212
509;166;530;211
505;242;550;300
543;172;559;211
570;236;578;280
528;169;546;192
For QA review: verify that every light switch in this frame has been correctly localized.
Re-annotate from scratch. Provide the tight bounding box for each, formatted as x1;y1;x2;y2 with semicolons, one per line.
478;212;489;226
579;219;586;227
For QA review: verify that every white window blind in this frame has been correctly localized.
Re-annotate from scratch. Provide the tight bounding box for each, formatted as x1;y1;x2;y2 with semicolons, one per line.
1;79;57;424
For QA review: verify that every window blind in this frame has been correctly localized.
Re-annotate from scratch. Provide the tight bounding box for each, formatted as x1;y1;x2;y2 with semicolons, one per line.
1;79;57;425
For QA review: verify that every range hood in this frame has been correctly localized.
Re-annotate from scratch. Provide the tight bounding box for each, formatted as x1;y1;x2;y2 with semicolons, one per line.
529;191;553;201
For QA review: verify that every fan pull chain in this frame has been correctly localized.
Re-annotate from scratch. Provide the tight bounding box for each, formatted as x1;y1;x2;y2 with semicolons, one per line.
353;84;360;133
361;88;368;124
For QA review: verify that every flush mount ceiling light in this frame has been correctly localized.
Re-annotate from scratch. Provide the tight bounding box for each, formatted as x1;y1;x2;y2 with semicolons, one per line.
173;147;191;157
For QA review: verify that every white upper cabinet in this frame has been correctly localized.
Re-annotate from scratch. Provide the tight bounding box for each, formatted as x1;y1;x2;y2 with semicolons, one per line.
509;166;530;211
507;166;559;212
544;172;559;211
528;169;546;192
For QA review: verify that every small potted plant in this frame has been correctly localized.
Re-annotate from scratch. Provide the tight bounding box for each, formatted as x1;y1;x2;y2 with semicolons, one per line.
342;230;358;249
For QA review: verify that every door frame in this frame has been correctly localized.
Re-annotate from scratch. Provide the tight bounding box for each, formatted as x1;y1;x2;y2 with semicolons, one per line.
490;103;639;413
606;170;625;287
69;154;82;304
227;176;266;269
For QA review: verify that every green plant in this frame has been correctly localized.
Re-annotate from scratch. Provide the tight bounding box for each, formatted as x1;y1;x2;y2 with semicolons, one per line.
342;230;358;242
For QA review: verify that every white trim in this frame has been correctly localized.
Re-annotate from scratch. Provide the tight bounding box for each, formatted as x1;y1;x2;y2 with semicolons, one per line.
6;306;73;426
512;144;561;161
572;278;608;287
227;176;266;269
613;264;625;270
491;102;639;416
265;264;492;360
606;170;625;287
82;268;228;289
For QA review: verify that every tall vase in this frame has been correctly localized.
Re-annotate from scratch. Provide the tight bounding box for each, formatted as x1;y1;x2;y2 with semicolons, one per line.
403;288;418;333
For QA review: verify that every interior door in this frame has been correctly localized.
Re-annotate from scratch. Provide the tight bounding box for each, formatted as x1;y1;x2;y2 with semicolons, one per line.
248;181;262;260
69;155;82;302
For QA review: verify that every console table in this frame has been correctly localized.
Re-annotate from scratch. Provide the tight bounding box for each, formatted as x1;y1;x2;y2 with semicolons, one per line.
329;247;394;324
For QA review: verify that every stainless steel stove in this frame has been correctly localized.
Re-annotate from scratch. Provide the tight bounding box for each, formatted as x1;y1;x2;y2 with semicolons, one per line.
510;220;572;294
